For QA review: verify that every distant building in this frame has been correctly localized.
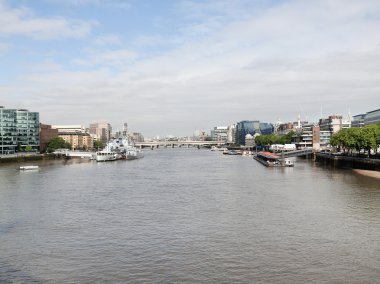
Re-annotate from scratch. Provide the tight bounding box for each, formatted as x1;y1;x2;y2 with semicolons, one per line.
352;114;365;128
89;122;112;144
275;122;294;136
364;109;380;126
58;132;93;150
52;124;86;133
235;120;273;145
210;126;228;142
318;115;351;134
40;124;58;153
293;123;314;149
0;107;39;154
130;132;144;142
227;124;236;144
245;134;255;148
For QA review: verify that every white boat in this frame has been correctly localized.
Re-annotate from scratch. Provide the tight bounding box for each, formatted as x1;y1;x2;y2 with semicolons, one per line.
126;148;144;160
19;165;39;170
96;136;143;162
95;151;118;162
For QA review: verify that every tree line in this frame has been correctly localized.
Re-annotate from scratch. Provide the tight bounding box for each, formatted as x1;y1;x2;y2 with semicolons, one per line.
330;123;380;156
255;131;295;146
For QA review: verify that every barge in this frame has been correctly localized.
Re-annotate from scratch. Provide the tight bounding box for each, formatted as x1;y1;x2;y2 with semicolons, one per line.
254;152;294;167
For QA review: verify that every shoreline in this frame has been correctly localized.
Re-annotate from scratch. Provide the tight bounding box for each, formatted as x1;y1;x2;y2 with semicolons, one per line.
353;169;380;179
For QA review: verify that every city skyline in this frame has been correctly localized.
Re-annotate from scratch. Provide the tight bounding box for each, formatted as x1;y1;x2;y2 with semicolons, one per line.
1;0;379;137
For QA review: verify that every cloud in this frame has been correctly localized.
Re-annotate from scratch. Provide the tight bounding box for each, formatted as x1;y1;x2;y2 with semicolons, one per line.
43;0;131;10
93;34;122;46
0;42;9;53
2;0;380;136
0;2;94;39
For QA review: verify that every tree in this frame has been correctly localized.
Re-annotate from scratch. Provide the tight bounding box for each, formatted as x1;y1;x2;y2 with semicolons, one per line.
25;145;32;152
93;140;103;149
46;137;71;153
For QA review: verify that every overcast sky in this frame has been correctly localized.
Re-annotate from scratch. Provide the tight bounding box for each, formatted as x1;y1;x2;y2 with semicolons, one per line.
1;0;379;137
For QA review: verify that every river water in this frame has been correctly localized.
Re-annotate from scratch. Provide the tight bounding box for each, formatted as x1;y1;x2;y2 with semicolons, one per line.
0;148;379;283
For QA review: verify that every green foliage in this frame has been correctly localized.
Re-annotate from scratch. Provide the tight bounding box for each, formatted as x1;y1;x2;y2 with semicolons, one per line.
93;140;103;149
330;123;380;155
46;137;71;153
255;131;295;146
25;145;33;152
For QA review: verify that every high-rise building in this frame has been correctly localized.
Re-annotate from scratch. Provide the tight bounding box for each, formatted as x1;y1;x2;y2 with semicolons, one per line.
89;122;112;144
0;107;39;154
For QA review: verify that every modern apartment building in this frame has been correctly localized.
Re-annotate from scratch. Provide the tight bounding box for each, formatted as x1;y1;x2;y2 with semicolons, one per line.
0;107;39;154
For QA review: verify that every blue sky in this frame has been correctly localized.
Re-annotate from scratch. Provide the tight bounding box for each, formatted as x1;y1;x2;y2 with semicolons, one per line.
1;0;380;137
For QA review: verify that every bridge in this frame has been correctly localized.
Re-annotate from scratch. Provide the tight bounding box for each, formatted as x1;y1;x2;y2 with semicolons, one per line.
135;141;224;149
276;149;314;158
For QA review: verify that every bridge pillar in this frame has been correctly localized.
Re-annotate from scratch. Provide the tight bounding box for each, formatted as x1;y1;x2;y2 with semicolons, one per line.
151;146;154;150
172;144;174;148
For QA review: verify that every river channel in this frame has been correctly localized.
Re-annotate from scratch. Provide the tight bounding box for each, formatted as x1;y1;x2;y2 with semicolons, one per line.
1;148;380;283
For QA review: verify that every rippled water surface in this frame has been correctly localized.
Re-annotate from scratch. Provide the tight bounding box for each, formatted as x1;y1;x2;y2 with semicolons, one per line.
1;149;380;283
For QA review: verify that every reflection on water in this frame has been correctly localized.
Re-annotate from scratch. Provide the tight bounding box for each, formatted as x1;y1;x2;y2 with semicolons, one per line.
0;149;379;283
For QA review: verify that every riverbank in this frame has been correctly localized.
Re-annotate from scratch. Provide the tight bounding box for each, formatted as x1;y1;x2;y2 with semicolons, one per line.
315;153;380;171
0;154;55;164
353;169;380;179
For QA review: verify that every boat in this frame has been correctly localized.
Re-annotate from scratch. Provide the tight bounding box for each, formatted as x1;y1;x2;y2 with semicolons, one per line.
223;149;241;155
242;150;254;156
125;147;144;160
254;151;294;167
96;136;143;162
95;150;118;162
211;146;228;151
19;165;39;170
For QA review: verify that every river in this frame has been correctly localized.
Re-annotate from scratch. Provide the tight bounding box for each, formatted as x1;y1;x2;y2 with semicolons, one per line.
0;148;379;283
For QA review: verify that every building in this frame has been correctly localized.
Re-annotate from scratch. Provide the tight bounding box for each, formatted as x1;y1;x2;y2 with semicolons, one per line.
227;124;236;144
58;132;93;150
319;115;351;134
352;109;380;127
245;134;255;148
364;109;380;126
89;122;112;144
40;124;58;153
130;132;144;143
0;107;39;154
352;114;365;128
51;125;86;133
275;122;294;136
293;123;314;149
210;126;228;142
235;120;274;146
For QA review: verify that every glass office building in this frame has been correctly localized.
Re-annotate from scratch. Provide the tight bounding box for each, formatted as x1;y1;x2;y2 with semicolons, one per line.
235;120;274;145
0;107;40;154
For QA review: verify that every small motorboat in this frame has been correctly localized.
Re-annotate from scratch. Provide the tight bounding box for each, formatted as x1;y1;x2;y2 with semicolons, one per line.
19;165;39;170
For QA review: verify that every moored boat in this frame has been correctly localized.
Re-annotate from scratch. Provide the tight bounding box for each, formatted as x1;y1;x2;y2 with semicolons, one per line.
254;151;294;167
95;136;144;162
19;165;39;170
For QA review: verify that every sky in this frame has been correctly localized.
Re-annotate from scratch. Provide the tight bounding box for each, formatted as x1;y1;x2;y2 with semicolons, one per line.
0;0;379;137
